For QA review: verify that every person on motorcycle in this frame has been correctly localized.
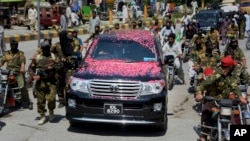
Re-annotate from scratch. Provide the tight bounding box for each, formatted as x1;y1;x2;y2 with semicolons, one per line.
193;41;220;70
205;26;220;54
162;33;185;84
189;29;206;47
185;23;197;41
188;36;206;85
223;50;250;85
226;20;239;40
181;23;196;53
32;41;57;125
195;56;248;141
192;41;221;83
223;38;247;69
0;39;33;109
160;20;175;45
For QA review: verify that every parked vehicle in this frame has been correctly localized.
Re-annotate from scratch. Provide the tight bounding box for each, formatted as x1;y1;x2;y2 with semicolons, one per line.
24;2;66;29
0;69;22;116
0;6;11;28
66;30;168;131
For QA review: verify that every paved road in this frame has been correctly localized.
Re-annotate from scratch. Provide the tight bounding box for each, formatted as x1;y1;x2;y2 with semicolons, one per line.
0;30;249;141
3;19;120;37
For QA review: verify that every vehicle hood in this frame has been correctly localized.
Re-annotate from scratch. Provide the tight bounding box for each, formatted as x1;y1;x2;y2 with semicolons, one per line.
74;59;163;81
199;21;214;27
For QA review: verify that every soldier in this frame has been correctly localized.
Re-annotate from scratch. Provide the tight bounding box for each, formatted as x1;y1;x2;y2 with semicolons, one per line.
193;41;220;70
189;36;206;81
72;30;84;53
63;30;82;93
50;39;65;108
189;29;206;47
0;39;33;109
195;56;247;141
225;38;247;69
223;50;250;85
205;26;220;54
31;41;57;125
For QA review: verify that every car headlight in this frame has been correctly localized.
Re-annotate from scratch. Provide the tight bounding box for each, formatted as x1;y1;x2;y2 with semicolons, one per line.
140;80;165;95
70;77;89;93
220;107;232;116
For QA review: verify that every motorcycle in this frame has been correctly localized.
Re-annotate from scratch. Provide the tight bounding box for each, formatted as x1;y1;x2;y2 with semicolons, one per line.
198;95;242;141
0;69;22;116
238;83;250;125
164;54;176;90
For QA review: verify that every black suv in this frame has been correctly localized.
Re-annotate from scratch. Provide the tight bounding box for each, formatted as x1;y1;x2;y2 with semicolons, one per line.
0;6;11;28
66;30;168;131
192;9;224;32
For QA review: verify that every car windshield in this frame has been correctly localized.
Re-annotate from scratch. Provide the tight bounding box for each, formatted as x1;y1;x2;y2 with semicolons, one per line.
240;2;250;6
195;13;217;22
91;39;157;62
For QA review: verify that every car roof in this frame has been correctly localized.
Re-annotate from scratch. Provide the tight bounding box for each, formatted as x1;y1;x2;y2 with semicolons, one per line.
99;30;153;41
198;9;223;14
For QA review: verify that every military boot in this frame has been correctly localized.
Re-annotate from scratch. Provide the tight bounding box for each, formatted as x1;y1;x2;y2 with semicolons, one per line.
49;110;55;122
38;116;46;125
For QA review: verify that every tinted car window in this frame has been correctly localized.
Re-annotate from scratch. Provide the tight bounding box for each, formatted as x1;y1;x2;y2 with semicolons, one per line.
91;39;157;61
195;13;217;22
240;2;250;6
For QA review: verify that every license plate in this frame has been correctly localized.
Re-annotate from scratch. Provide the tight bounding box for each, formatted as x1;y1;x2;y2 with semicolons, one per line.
104;104;122;114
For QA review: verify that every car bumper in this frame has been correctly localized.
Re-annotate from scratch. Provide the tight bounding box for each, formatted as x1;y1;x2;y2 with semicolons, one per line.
66;91;167;125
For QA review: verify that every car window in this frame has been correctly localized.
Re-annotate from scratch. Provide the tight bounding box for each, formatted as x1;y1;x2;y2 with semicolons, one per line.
195;13;217;22
91;39;157;61
240;2;250;6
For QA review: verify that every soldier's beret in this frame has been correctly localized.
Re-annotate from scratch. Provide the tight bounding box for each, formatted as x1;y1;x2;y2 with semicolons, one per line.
221;56;236;67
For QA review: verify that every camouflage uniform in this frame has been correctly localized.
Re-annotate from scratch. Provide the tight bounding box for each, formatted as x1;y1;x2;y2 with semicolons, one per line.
231;47;245;64
193;51;221;70
197;67;241;99
51;42;65;105
197;67;242;136
205;30;220;44
231;64;250;85
0;50;31;105
64;37;81;90
33;54;56;117
190;44;206;62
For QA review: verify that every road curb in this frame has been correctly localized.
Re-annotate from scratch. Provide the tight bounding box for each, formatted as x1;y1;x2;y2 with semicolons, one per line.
4;19;164;43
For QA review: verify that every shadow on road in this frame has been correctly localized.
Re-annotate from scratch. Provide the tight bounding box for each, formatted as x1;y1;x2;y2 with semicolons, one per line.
0;121;6;130
67;122;167;137
34;114;65;123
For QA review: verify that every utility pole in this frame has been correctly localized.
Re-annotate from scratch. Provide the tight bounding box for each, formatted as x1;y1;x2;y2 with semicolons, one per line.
37;0;41;47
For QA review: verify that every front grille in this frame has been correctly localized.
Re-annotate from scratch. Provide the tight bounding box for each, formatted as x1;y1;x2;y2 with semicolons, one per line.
89;80;141;97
